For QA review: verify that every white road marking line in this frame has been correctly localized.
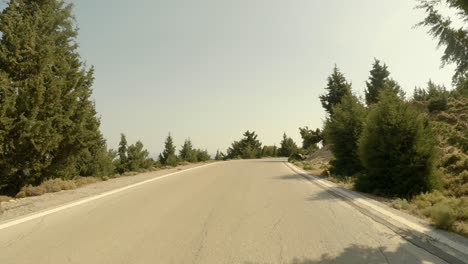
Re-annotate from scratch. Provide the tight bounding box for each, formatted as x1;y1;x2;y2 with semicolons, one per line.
0;162;218;231
286;162;468;255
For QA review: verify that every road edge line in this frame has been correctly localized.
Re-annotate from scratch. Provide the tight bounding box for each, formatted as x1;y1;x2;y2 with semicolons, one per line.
0;162;220;231
285;161;468;264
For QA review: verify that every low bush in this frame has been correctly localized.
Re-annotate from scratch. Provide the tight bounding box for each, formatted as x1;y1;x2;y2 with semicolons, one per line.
74;176;100;187
426;203;457;230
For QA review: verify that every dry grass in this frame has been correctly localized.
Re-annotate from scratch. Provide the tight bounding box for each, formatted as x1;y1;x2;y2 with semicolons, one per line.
15;177;101;198
0;195;13;203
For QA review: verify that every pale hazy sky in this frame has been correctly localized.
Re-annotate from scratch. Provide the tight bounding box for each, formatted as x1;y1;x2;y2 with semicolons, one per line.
3;0;456;156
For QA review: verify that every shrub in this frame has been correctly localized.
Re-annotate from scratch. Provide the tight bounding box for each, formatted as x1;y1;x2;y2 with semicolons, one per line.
357;89;438;197
427;203;457;230
74;176;100;187
391;198;410;210
19;185;46;197
165;155;178;167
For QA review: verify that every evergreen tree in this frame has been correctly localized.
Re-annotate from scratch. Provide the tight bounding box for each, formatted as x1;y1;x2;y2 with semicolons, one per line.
319;65;352;116
278;133;298;157
323;93;367;176
226;130;262;159
127;140;152;171
365;59;390;105
179;139;197;162
0;0;107;193
416;0;467;83
117;134;128;174
358;89;438;197
214;150;222;160
195;149;211;162
261;145;278;157
159;134;177;165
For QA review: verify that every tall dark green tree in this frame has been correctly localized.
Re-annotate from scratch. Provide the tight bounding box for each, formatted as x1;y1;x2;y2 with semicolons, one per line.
278;133;298;157
323;93;367;176
159;134;177;166
365;59;390;105
116;133;128;173
0;0;108;193
358;89;438;197
319;65;352;116
179;139;197;162
416;0;468;83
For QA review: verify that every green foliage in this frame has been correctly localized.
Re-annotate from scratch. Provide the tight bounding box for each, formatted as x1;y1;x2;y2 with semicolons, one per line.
214;150;224;160
278;133;298;157
319;65;352;116
179;139;198;162
261;145;278;157
195;149;211;162
226;130;262;159
299;127;322;149
114;134;153;174
117;134;128;173
165;154;178;167
358;89;438;197
416;0;468;82
323;93;367;176
159;134;177;165
127;141;152;171
413;81;449;112
364;59;403;105
0;0;110;194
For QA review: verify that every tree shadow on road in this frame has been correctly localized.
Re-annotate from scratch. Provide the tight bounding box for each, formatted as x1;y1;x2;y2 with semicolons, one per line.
243;243;443;264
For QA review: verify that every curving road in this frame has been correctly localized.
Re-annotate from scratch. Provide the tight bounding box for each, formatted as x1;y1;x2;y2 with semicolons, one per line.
0;159;447;264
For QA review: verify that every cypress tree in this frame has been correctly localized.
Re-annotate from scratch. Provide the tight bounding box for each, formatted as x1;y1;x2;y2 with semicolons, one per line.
0;0;108;193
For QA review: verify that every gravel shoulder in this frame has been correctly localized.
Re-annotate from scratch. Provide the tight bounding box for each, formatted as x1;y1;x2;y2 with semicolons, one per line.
0;162;216;224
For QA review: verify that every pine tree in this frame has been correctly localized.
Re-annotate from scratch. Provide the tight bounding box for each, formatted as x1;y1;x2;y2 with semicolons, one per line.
179;139;197;162
416;0;467;83
358;89;438;197
365;59;390;105
278;133;298;157
226;130;262;159
160;134;177;165
0;0;108;193
323;92;367;176
214;150;222;160
127;140;151;171
319;65;352;116
116;134;128;174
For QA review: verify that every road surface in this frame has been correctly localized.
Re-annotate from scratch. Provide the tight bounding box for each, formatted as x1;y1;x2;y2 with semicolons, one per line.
0;159;447;264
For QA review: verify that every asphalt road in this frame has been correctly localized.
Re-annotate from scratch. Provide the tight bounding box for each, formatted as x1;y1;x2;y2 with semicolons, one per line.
0;159;447;264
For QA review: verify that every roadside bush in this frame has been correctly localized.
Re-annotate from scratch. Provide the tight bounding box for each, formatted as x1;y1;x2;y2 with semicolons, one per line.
427;203;457;230
358;89;438;197
74;176;100;187
166;155;178;167
17;185;46;197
